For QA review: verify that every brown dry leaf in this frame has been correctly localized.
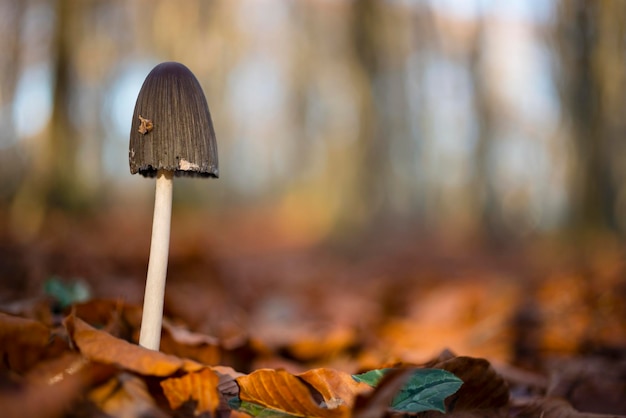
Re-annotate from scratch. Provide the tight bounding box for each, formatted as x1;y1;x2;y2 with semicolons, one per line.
89;372;169;418
0;373;85;418
0;296;55;326
161;368;220;415
64;314;203;376
536;274;591;354
71;299;143;340
0;352;114;418
287;324;357;362
0;311;53;373
212;365;246;412
237;368;349;418
380;280;518;363
434;356;509;412
25;352;110;385
547;357;626;415
160;319;222;365
352;368;415;418
513;397;626;418
297;368;373;408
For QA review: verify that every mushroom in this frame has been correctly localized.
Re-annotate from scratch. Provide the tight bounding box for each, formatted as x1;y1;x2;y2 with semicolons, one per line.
129;62;218;350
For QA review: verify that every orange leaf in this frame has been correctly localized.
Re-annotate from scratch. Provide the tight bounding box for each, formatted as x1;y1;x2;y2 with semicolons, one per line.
287;325;356;361
64;314;203;376
0;312;52;373
160;319;222;365
237;369;349;418
161;368;220;415
297;368;373;408
89;372;165;417
71;299;143;339
0;353;115;418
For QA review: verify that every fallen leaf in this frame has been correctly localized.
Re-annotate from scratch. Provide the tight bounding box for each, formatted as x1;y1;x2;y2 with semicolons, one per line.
512;397;626;418
161;368;220;415
352;368;415;418
213;365;246;412
0;296;55;326
352;368;463;416
71;299;143;341
547;357;626;415
0;311;53;373
26;351;116;389
44;277;90;308
64;314;203;376
297;368;372;408
160;319;222;365
287;325;357;362
391;368;463;413
89;372;169;418
0;352;114;418
236;368;349;417
434;356;509;412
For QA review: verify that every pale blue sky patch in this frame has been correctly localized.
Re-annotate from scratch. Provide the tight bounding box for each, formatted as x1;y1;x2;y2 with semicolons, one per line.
12;64;53;140
102;60;157;177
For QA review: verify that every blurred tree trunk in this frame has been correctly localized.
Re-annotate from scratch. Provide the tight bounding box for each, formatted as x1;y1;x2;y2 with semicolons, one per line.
0;1;26;199
0;1;24;139
347;0;386;231
554;0;625;234
10;0;87;238
468;17;500;239
347;0;413;232
47;0;83;206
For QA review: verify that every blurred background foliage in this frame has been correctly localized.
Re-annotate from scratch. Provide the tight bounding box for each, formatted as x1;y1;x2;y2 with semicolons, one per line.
1;0;625;243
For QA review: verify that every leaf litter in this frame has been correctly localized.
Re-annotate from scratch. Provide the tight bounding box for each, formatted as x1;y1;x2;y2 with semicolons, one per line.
1;210;626;417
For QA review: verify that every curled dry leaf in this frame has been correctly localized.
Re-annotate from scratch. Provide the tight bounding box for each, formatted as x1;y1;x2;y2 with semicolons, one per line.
0;311;54;373
434;356;509;412
89;372;169;418
161;368;220;415
71;299;143;340
64;314;203;376
212;365;246;411
236;368;349;418
297;368;373;408
24;352;115;387
160;319;221;365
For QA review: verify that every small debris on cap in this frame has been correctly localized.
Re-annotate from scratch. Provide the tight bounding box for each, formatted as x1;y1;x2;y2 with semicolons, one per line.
137;115;154;135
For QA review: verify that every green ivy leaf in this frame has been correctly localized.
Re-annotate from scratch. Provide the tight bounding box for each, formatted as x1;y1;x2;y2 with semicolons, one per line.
44;277;90;308
353;368;463;413
390;369;463;413
352;368;391;387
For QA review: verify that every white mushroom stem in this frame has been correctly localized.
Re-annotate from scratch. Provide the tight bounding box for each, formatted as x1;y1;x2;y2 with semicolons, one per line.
139;169;173;350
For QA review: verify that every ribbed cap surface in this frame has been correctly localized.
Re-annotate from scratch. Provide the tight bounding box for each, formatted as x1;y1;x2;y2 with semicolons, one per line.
129;62;218;178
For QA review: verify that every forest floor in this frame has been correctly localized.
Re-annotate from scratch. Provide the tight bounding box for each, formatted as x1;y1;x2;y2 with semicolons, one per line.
0;207;625;417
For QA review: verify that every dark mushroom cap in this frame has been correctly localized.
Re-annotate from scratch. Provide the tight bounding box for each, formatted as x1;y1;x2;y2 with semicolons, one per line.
129;62;218;178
